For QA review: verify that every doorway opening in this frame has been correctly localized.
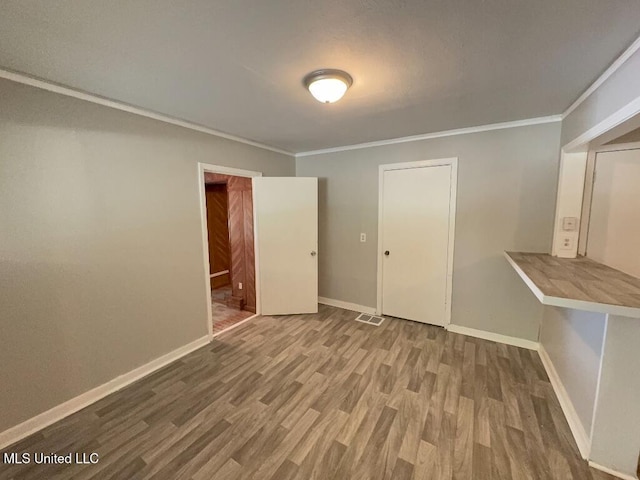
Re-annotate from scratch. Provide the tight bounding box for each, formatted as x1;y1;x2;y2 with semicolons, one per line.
198;164;262;338
578;136;640;278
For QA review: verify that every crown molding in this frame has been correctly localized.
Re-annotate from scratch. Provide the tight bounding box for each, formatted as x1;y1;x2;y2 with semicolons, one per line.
0;68;294;157
11;29;640;160
562;34;640;120
296;115;562;157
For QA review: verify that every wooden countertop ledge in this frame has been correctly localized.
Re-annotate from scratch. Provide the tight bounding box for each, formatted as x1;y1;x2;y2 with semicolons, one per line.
504;251;640;318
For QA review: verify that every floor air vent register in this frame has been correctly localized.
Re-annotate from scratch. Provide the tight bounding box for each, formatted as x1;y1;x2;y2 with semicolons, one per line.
355;313;385;326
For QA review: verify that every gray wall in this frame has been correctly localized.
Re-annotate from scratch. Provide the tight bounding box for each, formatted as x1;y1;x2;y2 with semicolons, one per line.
590;315;640;476
296;123;561;341
605;125;640;144
562;47;640;147
554;46;640;476
539;307;606;434
0;79;294;433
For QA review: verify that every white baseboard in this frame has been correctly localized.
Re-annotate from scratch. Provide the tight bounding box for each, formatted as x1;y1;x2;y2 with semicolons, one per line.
318;297;376;315
538;345;591;459
446;324;539;351
588;461;638;480
0;335;210;451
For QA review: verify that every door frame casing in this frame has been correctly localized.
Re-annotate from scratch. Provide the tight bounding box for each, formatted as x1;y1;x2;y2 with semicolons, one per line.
376;158;458;326
198;163;262;340
577;141;640;256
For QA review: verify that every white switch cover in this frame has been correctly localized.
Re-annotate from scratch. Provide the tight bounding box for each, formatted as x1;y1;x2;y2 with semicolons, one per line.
239;282;243;290
562;217;578;231
360;233;366;242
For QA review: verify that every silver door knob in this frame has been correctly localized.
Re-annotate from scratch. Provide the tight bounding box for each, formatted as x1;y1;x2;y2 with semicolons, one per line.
311;251;317;256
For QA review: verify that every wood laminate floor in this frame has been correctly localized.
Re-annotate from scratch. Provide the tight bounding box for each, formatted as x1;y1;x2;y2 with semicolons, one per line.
0;305;618;480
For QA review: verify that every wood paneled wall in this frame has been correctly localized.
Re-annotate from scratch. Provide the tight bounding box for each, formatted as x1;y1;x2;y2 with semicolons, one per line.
205;184;231;289
204;173;256;312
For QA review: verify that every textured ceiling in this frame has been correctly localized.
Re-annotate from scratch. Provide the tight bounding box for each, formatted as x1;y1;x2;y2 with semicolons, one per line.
1;0;640;153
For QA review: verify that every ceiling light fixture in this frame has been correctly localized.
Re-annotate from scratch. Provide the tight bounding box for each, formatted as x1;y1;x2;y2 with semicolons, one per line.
303;69;353;104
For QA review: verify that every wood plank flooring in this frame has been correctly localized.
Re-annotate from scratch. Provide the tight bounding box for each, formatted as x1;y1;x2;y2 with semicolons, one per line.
0;305;619;479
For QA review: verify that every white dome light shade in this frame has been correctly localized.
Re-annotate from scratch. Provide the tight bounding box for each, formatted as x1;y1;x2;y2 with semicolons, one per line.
308;78;348;103
304;69;353;104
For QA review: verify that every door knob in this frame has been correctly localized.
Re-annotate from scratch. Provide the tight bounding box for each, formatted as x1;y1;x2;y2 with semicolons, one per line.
311;251;317;256
384;250;390;256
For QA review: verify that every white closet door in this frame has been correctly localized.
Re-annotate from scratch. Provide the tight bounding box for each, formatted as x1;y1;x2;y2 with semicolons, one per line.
381;165;452;325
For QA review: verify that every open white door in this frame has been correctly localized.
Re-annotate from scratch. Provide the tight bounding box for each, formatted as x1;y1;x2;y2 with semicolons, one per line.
253;177;318;315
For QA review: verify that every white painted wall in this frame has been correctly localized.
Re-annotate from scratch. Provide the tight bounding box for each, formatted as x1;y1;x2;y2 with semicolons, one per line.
539;307;606;436
588;149;640;278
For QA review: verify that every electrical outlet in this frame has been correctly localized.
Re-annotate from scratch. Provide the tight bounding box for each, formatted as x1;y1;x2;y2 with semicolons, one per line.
559;236;574;251
360;233;366;243
238;282;243;290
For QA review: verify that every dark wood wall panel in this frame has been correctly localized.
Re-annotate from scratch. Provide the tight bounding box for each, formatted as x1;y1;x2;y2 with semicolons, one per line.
204;173;256;312
242;189;256;312
227;187;246;304
205;184;230;290
211;273;230;289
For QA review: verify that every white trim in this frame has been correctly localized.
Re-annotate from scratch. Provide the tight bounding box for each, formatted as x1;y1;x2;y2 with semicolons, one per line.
212;314;259;338
446;160;458;326
376;158;458;326
296;115;562;157
562;34;640;120
593;141;640;153
318;296;376;315
198;169;214;340
588;461;638;480
588;315;609;464
446;324;539;351
563;95;640;153
210;270;230;278
551;151;587;258
503;252;640;318
0;335;209;451
0;68;293;157
578;150;597;256
200;164;263;179
373;161;384;311
252;178;262;317
538;345;591;459
198;163;262;340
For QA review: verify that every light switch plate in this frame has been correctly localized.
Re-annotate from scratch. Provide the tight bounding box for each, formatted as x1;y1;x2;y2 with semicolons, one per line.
360;233;366;243
562;216;578;231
